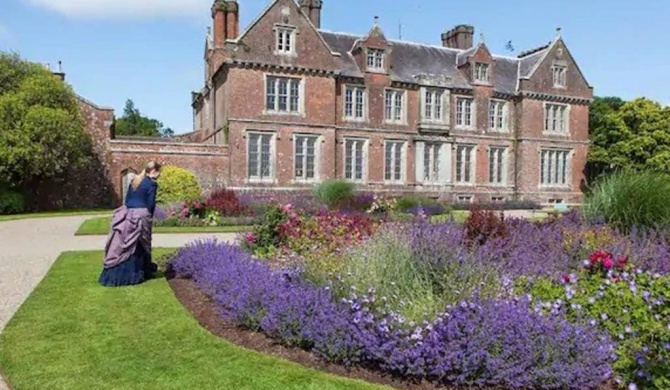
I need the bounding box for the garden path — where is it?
[0,215,238,334]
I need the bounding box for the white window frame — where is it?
[422,88,446,123]
[294,134,320,183]
[491,196,505,204]
[455,96,476,130]
[543,103,569,134]
[343,138,368,183]
[384,140,406,184]
[264,75,304,115]
[540,149,571,188]
[343,85,367,121]
[366,48,385,72]
[384,89,406,124]
[275,25,297,55]
[488,99,508,132]
[423,143,441,184]
[488,146,508,185]
[474,62,490,83]
[455,144,476,184]
[247,132,276,183]
[552,65,567,88]
[457,195,473,204]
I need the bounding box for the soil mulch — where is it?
[167,274,617,390]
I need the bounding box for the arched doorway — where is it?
[120,168,137,205]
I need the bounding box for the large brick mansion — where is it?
[62,0,592,209]
[189,0,593,204]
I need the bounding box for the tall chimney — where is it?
[225,0,239,40]
[441,24,474,50]
[211,0,227,47]
[299,0,322,29]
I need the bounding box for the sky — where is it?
[1,0,668,134]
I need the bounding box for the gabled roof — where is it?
[319,30,520,94]
[234,0,339,56]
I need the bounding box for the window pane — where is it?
[456,100,463,126]
[394,92,402,120]
[355,141,363,180]
[248,134,259,177]
[345,141,353,179]
[355,89,364,118]
[278,79,288,111]
[290,80,299,112]
[465,100,472,126]
[489,102,496,129]
[435,92,442,120]
[266,78,276,110]
[345,87,353,117]
[260,135,272,178]
[385,91,392,120]
[425,90,432,119]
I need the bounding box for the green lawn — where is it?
[0,250,388,390]
[76,216,252,235]
[0,209,111,222]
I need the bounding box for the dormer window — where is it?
[474,62,489,83]
[366,48,384,71]
[276,26,296,54]
[552,65,567,88]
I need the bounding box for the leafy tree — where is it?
[114,99,174,138]
[588,96,670,181]
[0,52,89,188]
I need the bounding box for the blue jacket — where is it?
[125,176,158,215]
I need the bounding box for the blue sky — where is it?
[1,0,668,133]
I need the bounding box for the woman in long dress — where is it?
[99,161,162,287]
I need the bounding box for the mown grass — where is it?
[0,209,110,222]
[0,250,388,390]
[75,216,252,235]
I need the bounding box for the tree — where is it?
[588,96,670,182]
[0,52,90,188]
[114,99,174,138]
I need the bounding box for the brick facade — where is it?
[73,0,594,208]
[190,0,593,205]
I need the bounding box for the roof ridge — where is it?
[518,42,551,58]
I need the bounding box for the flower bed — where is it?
[170,206,670,389]
[171,240,613,390]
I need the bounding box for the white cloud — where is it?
[23,0,211,19]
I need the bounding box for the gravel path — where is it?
[0,215,238,390]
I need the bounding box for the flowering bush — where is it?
[242,204,291,256]
[365,194,396,215]
[519,249,670,390]
[463,207,507,246]
[205,188,251,217]
[171,240,614,390]
[238,190,326,215]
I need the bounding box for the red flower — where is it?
[603,257,614,270]
[617,256,629,268]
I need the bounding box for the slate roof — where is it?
[319,30,548,95]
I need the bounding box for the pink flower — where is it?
[283,204,293,213]
[603,258,614,270]
[245,232,256,244]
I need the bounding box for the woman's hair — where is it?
[131,161,162,189]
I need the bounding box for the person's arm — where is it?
[146,179,158,216]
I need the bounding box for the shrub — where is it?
[156,165,201,204]
[519,253,670,390]
[242,204,291,256]
[205,188,250,217]
[0,190,25,214]
[463,207,507,246]
[583,170,670,232]
[172,241,614,390]
[452,199,541,211]
[313,180,354,209]
[395,196,448,215]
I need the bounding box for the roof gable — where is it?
[238,0,339,55]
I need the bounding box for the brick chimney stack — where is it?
[441,24,474,50]
[299,0,322,29]
[225,0,239,40]
[211,0,239,47]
